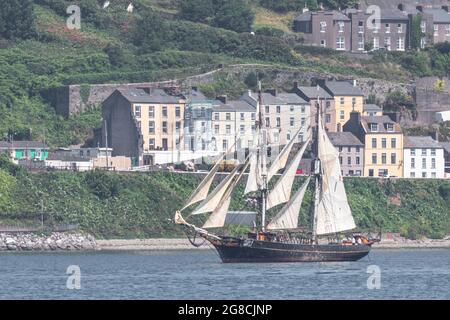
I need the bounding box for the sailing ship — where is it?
[174,84,380,263]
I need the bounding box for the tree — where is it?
[132,10,165,53]
[0,0,35,40]
[212,0,254,33]
[383,90,415,112]
[321,0,358,9]
[104,44,126,67]
[178,0,215,23]
[410,15,423,50]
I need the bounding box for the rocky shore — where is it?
[0,233,98,251]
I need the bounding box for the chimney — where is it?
[432,129,439,142]
[416,5,423,12]
[443,5,449,12]
[353,79,357,87]
[398,4,404,11]
[293,81,299,89]
[191,86,198,92]
[349,110,361,125]
[216,95,227,104]
[265,89,277,96]
[303,5,309,13]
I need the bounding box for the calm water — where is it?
[0,249,449,299]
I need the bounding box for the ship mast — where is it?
[312,97,321,243]
[257,81,268,232]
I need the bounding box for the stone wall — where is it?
[0,232,97,251]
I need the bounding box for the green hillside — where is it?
[0,156,449,239]
[3,0,450,147]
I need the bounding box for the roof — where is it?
[294,10,350,22]
[213,100,255,112]
[422,8,450,23]
[360,115,402,133]
[364,104,383,112]
[380,9,409,21]
[296,86,332,100]
[322,80,364,96]
[116,88,182,104]
[328,132,364,147]
[404,136,443,148]
[0,141,48,149]
[247,91,307,105]
[184,89,208,103]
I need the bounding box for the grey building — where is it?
[440,141,450,173]
[328,132,365,176]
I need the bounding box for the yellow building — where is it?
[320,80,364,132]
[343,112,404,178]
[102,88,185,166]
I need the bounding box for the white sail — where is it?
[267,177,310,230]
[190,164,240,215]
[267,126,305,183]
[244,151,262,194]
[314,111,356,236]
[266,137,310,210]
[203,160,250,228]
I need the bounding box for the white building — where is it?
[240,89,311,146]
[403,136,445,179]
[211,98,257,152]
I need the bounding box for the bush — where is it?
[84,170,120,200]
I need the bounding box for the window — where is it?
[396,37,405,51]
[370,123,378,132]
[422,172,427,178]
[434,25,439,36]
[226,113,231,121]
[386,123,394,132]
[340,97,345,105]
[149,138,155,150]
[298,133,303,142]
[446,25,450,36]
[384,37,391,50]
[149,106,155,118]
[372,153,377,164]
[214,125,219,134]
[301,106,305,113]
[356,170,362,176]
[347,146,351,152]
[421,21,426,33]
[136,121,141,129]
[431,172,436,178]
[175,121,181,133]
[411,148,416,156]
[301,117,306,127]
[276,106,281,114]
[320,21,327,32]
[226,125,231,134]
[265,118,270,127]
[290,105,295,113]
[162,106,168,117]
[422,158,426,169]
[358,21,364,33]
[320,39,327,47]
[214,113,219,121]
[149,121,155,134]
[356,147,360,153]
[431,158,436,169]
[240,113,245,121]
[379,169,388,177]
[338,21,345,32]
[411,158,415,169]
[265,106,270,113]
[162,121,168,134]
[373,37,380,50]
[251,113,256,121]
[251,125,256,133]
[382,138,387,148]
[290,117,295,127]
[287,132,291,141]
[240,125,245,134]
[356,156,360,165]
[382,153,387,164]
[358,35,364,50]
[201,122,206,133]
[339,156,343,164]
[410,172,415,178]
[325,114,331,123]
[340,110,345,120]
[372,138,377,148]
[348,157,351,165]
[274,132,279,143]
[420,37,426,49]
[385,23,390,33]
[339,147,343,152]
[421,149,427,156]
[369,169,374,177]
[175,106,181,118]
[134,105,141,117]
[276,117,281,127]
[223,139,228,151]
[391,153,396,164]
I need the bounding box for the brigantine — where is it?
[174,83,380,263]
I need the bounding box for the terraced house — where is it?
[344,112,404,177]
[102,88,185,166]
[403,136,445,178]
[0,141,49,162]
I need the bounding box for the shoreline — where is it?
[96,238,450,251]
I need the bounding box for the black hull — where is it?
[210,239,371,263]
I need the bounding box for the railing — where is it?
[0,224,78,233]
